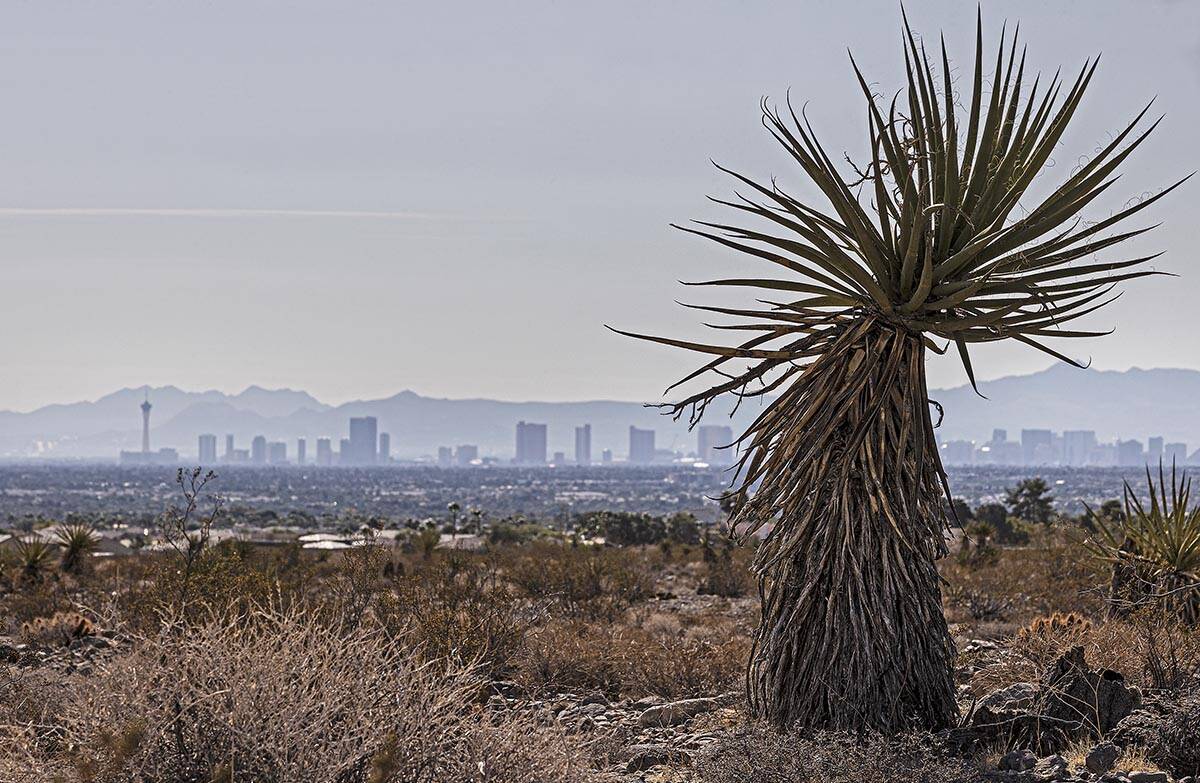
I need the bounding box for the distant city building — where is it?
[629,426,655,464]
[268,442,287,464]
[992,429,1007,444]
[456,444,478,466]
[697,425,733,464]
[940,440,975,466]
[339,438,352,464]
[574,424,592,466]
[251,436,267,464]
[198,434,217,465]
[552,451,566,464]
[1063,430,1097,467]
[316,438,333,466]
[296,438,307,466]
[378,432,390,463]
[225,434,235,460]
[120,447,179,465]
[230,448,249,462]
[437,446,454,468]
[1148,436,1164,463]
[1118,439,1144,467]
[346,417,378,465]
[1166,442,1188,465]
[601,448,613,464]
[515,421,547,464]
[1021,429,1054,465]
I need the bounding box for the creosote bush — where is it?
[694,726,986,783]
[23,604,588,783]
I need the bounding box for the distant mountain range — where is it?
[2,365,1198,460]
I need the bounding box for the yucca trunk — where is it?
[743,318,957,731]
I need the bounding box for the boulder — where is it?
[1086,742,1121,774]
[638,696,728,727]
[1127,773,1168,783]
[999,749,1037,772]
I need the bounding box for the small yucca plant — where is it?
[54,522,99,574]
[15,536,55,582]
[615,9,1180,731]
[1084,464,1200,623]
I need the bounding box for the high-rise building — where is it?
[456,444,478,466]
[198,434,217,464]
[1148,436,1164,463]
[251,436,267,464]
[346,417,378,465]
[225,434,235,460]
[629,426,656,464]
[1118,439,1144,467]
[552,451,566,464]
[378,432,390,463]
[992,429,1007,444]
[339,438,352,464]
[316,438,333,466]
[515,421,547,464]
[268,442,287,464]
[601,448,613,464]
[1165,442,1188,465]
[437,446,453,467]
[574,424,592,466]
[140,393,152,454]
[1063,430,1097,467]
[697,425,733,464]
[1021,429,1053,465]
[940,440,975,465]
[297,438,307,466]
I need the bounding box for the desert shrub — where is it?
[940,525,1107,626]
[1155,689,1200,778]
[516,612,748,699]
[37,604,587,783]
[120,541,285,630]
[970,611,1200,696]
[697,535,754,598]
[19,610,96,647]
[506,541,652,620]
[388,553,536,673]
[945,586,1013,623]
[694,727,984,783]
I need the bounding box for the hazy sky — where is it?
[1,1,1197,413]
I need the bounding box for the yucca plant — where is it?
[1084,464,1200,624]
[54,522,99,574]
[614,11,1181,731]
[15,536,56,582]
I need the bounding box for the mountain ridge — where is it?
[3,366,1198,459]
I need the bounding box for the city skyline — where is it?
[1,2,1197,414]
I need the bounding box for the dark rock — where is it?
[1033,754,1069,781]
[974,646,1142,754]
[1087,742,1121,774]
[999,749,1038,772]
[624,744,688,773]
[1127,773,1168,783]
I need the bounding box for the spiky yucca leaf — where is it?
[614,11,1180,732]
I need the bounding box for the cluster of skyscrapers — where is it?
[439,421,736,466]
[939,429,1191,467]
[200,416,391,467]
